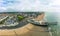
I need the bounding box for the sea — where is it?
[45,12,60,36]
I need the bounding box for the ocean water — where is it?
[45,12,60,36]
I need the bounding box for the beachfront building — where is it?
[26,12,48,26]
[0,14,9,24]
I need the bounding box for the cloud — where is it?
[0,0,60,12]
[8,0,50,12]
[0,7,7,12]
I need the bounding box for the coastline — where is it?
[0,12,50,36]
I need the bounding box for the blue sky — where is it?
[0,0,60,12]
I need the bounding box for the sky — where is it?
[0,0,60,12]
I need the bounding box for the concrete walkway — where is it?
[0,23,50,36]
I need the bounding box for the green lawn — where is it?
[17,15,25,21]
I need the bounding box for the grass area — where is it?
[17,15,25,21]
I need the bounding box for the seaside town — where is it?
[0,0,59,36]
[0,12,57,36]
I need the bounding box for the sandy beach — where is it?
[0,23,50,36]
[0,13,50,36]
